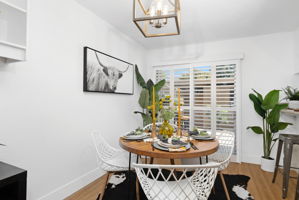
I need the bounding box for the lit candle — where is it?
[152,87,156,138]
[156,0,162,12]
[150,6,156,17]
[178,88,181,137]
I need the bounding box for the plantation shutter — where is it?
[155,62,238,139]
[215,64,236,133]
[174,68,190,131]
[156,69,170,106]
[193,66,212,131]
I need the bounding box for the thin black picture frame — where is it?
[83,46,134,95]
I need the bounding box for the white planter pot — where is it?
[261,157,275,172]
[289,100,299,110]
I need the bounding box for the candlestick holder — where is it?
[177,88,182,137]
[151,87,157,138]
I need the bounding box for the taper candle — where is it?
[152,87,156,138]
[178,88,181,137]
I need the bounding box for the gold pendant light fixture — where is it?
[133,0,181,38]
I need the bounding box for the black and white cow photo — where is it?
[83,47,134,94]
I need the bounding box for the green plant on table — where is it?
[134,65,166,126]
[247,89,292,159]
[283,86,299,101]
[159,96,175,121]
[159,96,175,137]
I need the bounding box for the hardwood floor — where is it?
[65,162,298,200]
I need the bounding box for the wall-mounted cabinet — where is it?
[0,0,27,62]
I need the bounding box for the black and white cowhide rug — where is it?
[102,171,254,200]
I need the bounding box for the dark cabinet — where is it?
[0,162,27,200]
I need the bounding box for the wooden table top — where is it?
[119,138,219,159]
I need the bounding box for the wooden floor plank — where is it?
[65,162,297,200]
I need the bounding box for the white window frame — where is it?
[153,59,242,163]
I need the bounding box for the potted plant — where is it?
[247,89,292,172]
[283,86,299,110]
[134,65,166,126]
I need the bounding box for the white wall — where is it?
[146,32,298,164]
[0,0,146,199]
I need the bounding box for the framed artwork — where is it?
[83,47,134,95]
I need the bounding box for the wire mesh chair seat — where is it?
[208,131,235,171]
[134,163,220,200]
[204,131,235,200]
[92,131,134,172]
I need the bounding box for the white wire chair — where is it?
[134,163,220,200]
[92,131,136,199]
[207,131,235,200]
[92,131,134,171]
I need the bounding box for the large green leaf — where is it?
[249,93,266,118]
[135,65,147,88]
[267,103,288,126]
[252,89,263,102]
[154,79,166,92]
[141,113,152,126]
[262,90,280,110]
[133,111,152,126]
[138,89,150,109]
[247,126,264,134]
[147,79,155,104]
[270,122,292,133]
[146,79,154,90]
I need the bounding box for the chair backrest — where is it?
[134,163,219,200]
[209,131,235,169]
[91,131,119,162]
[143,122,178,132]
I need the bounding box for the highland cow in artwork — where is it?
[84,47,134,94]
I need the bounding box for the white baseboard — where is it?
[37,167,104,200]
[241,155,261,165]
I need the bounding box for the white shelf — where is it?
[0,0,26,13]
[0,40,26,50]
[0,0,26,61]
[0,40,26,61]
[281,109,299,117]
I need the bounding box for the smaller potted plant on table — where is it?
[159,96,175,137]
[283,86,299,111]
[247,89,292,172]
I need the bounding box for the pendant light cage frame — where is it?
[133,0,181,38]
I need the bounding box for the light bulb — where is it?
[162,5,169,15]
[156,0,162,11]
[150,6,156,16]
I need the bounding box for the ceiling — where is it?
[75,0,299,49]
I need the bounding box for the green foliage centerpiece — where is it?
[283,86,299,110]
[159,96,175,137]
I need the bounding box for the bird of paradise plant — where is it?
[134,65,166,126]
[247,89,292,159]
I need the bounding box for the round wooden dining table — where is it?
[119,137,219,167]
[119,137,219,160]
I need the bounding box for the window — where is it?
[155,60,241,160]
